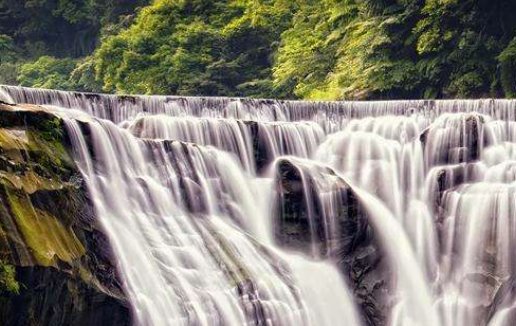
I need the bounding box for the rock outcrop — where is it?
[0,103,130,325]
[272,158,390,326]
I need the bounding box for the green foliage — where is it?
[2,0,516,99]
[499,38,516,98]
[0,34,21,85]
[0,34,17,63]
[274,0,422,99]
[413,0,516,98]
[0,62,19,85]
[94,0,294,97]
[70,56,103,92]
[273,0,345,99]
[38,117,64,143]
[0,0,149,58]
[275,0,516,99]
[0,260,19,295]
[18,56,78,90]
[16,55,103,92]
[0,0,148,92]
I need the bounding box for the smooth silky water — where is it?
[3,85,516,326]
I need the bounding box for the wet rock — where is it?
[272,158,390,325]
[426,162,482,210]
[245,121,272,172]
[0,266,129,326]
[487,277,516,325]
[0,104,130,325]
[420,113,486,166]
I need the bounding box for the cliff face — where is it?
[0,103,130,325]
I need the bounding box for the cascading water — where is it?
[43,105,361,325]
[4,84,516,326]
[0,87,14,104]
[125,115,324,173]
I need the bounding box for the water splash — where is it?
[0,87,14,104]
[51,107,360,326]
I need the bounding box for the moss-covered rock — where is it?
[0,103,130,325]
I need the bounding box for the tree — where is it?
[94,0,293,97]
[18,56,77,90]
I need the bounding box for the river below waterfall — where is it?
[2,85,516,326]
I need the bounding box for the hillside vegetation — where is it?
[2,0,516,100]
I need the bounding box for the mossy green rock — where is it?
[0,103,130,325]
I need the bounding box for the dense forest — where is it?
[1,0,516,100]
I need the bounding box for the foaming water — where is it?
[313,109,516,325]
[125,115,325,173]
[352,188,438,326]
[51,107,360,326]
[6,85,516,326]
[4,85,516,127]
[126,115,256,172]
[0,87,14,104]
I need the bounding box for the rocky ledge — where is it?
[0,102,130,325]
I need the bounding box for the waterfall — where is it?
[0,87,14,104]
[6,84,516,326]
[49,105,361,326]
[125,115,324,173]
